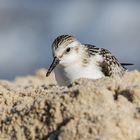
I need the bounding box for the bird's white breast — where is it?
[54,61,105,86]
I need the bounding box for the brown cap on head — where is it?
[52,35,76,49]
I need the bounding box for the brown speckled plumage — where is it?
[85,44,126,77]
[52,35,75,49]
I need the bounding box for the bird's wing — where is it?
[85,44,126,77]
[99,48,126,76]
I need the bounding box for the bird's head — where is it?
[46,35,83,76]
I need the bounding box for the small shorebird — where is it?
[46,35,132,86]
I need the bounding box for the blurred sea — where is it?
[0,0,139,79]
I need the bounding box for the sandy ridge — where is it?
[0,69,140,140]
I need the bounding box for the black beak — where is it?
[46,57,60,77]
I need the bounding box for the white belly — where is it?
[54,63,105,86]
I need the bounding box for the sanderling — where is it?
[46,35,132,86]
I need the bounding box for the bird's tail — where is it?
[121,63,134,66]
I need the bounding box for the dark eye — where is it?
[66,47,71,53]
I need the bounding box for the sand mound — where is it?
[0,69,140,140]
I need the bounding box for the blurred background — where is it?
[0,0,140,80]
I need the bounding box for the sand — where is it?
[0,69,140,140]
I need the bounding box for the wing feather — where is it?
[84,44,126,77]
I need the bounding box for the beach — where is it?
[0,69,140,140]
